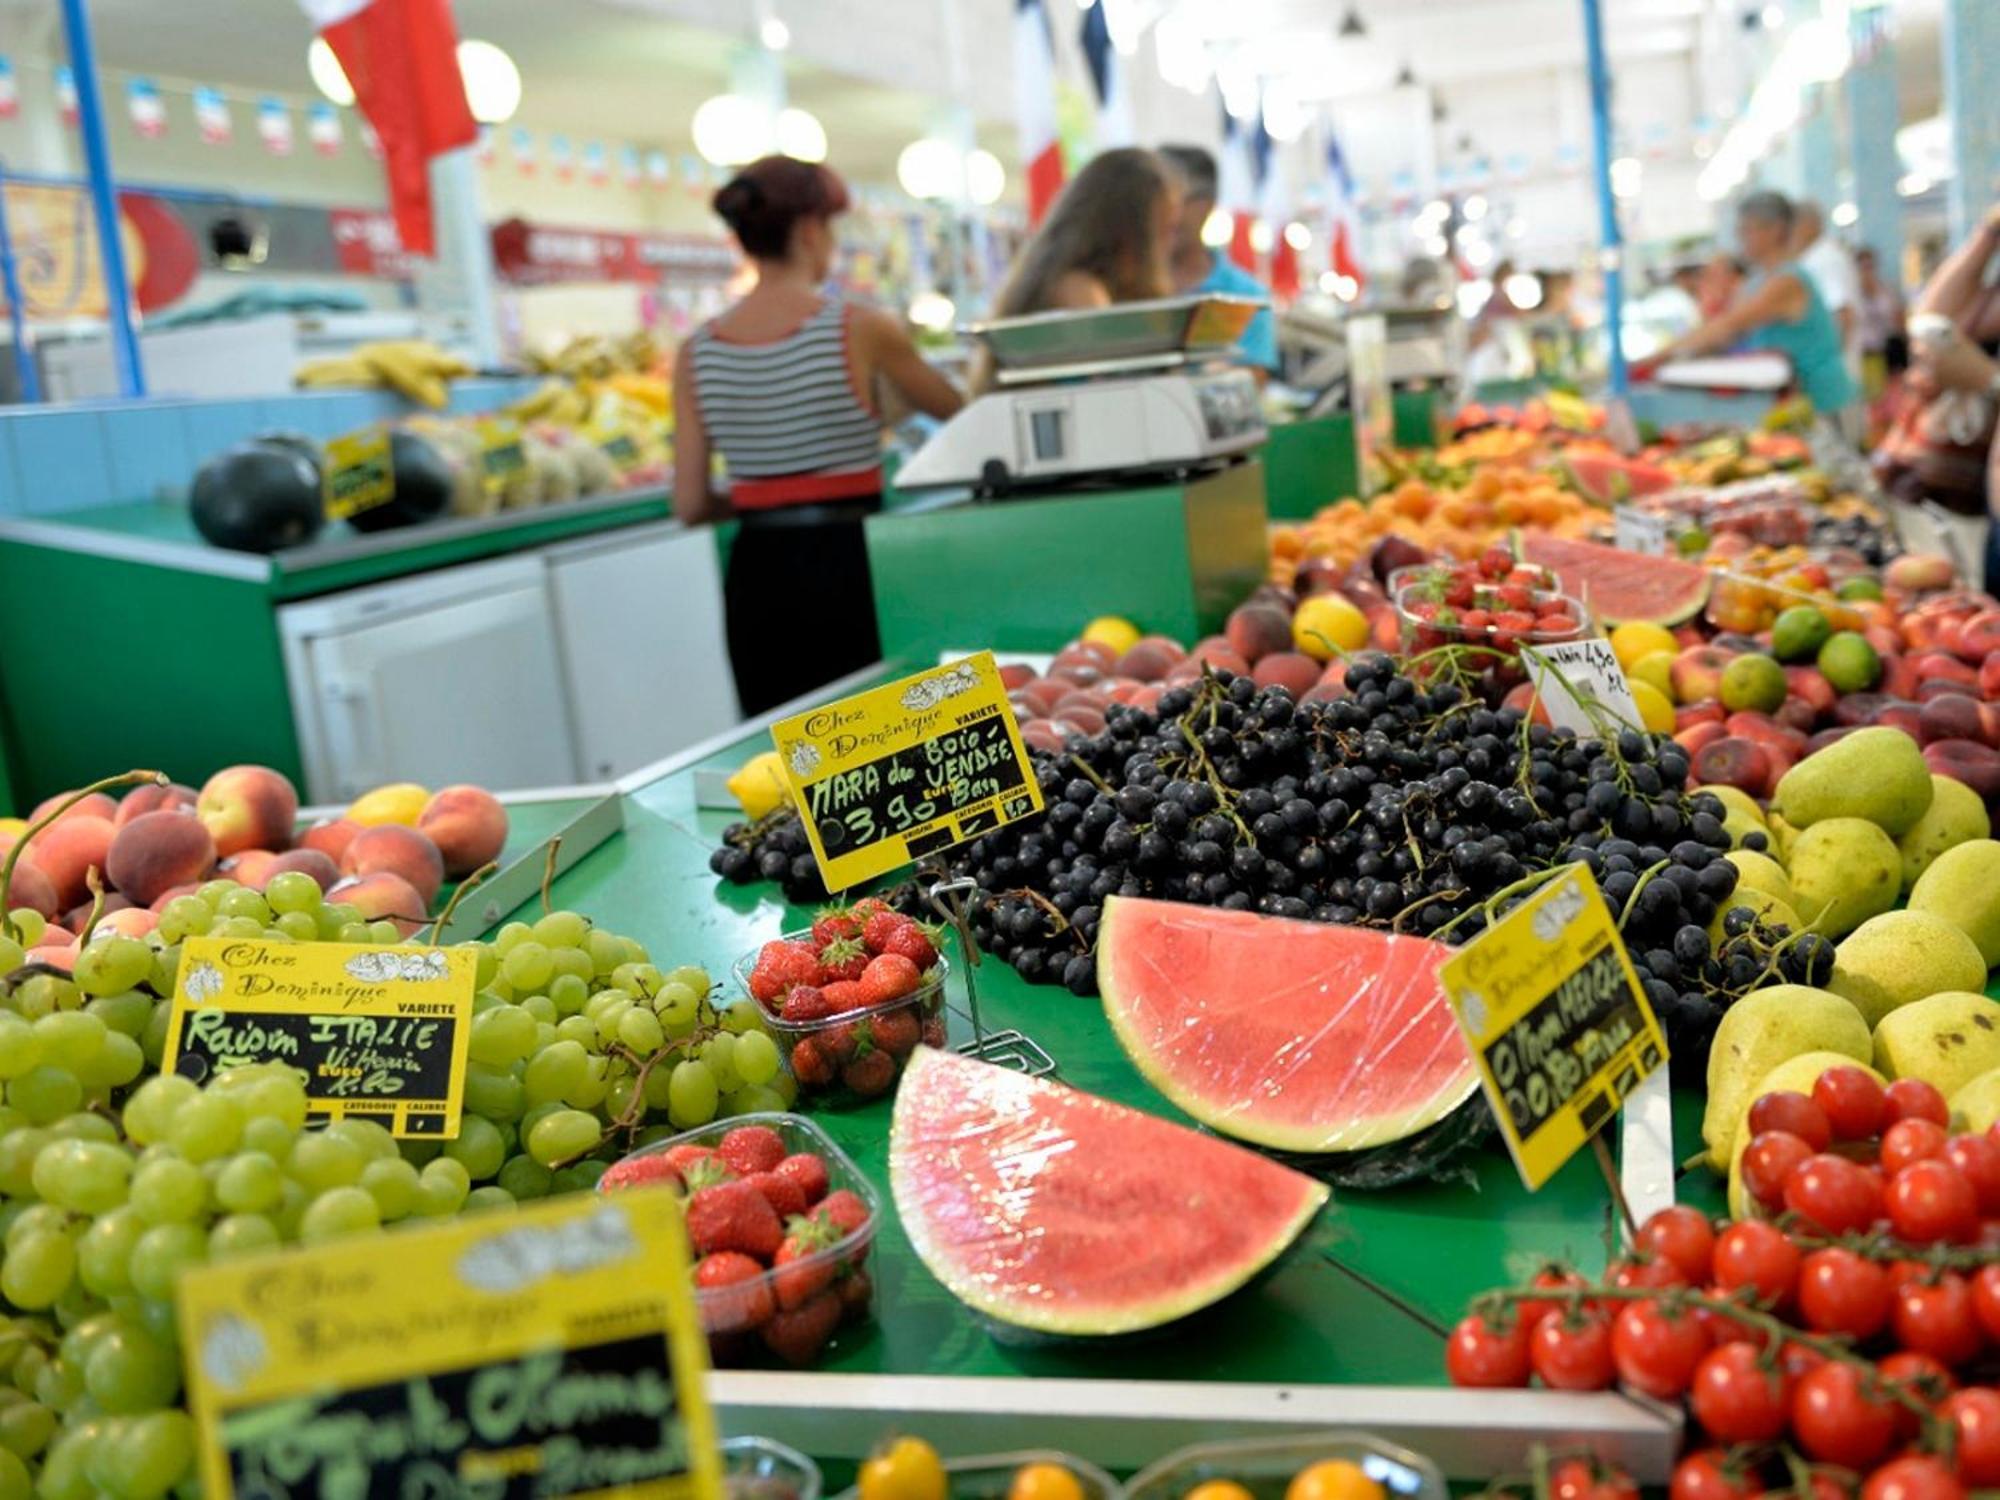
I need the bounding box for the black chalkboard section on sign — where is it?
[807,710,1027,854]
[1478,936,1654,1140]
[218,1334,690,1499]
[173,1007,457,1129]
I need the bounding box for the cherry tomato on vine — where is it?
[1892,1274,1983,1368]
[1877,1349,1957,1443]
[1797,1247,1891,1340]
[1785,1152,1884,1234]
[1689,1342,1790,1443]
[1882,1119,1949,1176]
[1668,1449,1765,1500]
[1748,1090,1832,1150]
[1789,1362,1898,1471]
[1885,1159,1980,1246]
[1550,1458,1595,1500]
[1798,1473,1851,1500]
[1942,1387,2000,1487]
[1610,1297,1712,1399]
[1860,1455,1964,1500]
[1530,1309,1615,1391]
[1517,1265,1589,1334]
[1973,1263,2000,1344]
[1942,1132,2000,1216]
[1587,1473,1639,1500]
[1883,1078,1950,1128]
[1743,1130,1815,1211]
[1444,1311,1531,1388]
[1634,1205,1716,1284]
[1710,1220,1801,1306]
[1814,1065,1888,1142]
[1609,1253,1687,1292]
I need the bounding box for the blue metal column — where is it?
[0,172,43,404]
[1580,0,1625,397]
[1843,2,1900,269]
[56,0,144,397]
[1941,0,2000,246]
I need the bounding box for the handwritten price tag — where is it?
[177,1187,723,1500]
[1613,505,1670,557]
[1437,863,1669,1190]
[1521,638,1644,742]
[163,937,475,1137]
[771,652,1045,891]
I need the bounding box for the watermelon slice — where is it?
[1098,897,1479,1153]
[890,1047,1328,1336]
[1562,451,1677,504]
[1521,532,1712,626]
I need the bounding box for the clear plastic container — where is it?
[733,930,951,1104]
[723,1437,824,1500]
[601,1112,878,1366]
[830,1452,1118,1500]
[1124,1432,1447,1500]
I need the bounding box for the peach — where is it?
[26,815,115,911]
[1775,696,1818,734]
[1126,685,1164,713]
[341,825,444,907]
[299,817,361,864]
[106,811,218,907]
[1225,604,1293,665]
[266,848,341,891]
[25,940,76,974]
[1017,718,1068,754]
[1912,651,1978,689]
[996,663,1037,691]
[1956,610,2000,661]
[29,791,116,826]
[1191,642,1252,676]
[96,907,158,939]
[1881,654,1921,700]
[147,883,202,914]
[1875,702,1924,742]
[1052,707,1106,737]
[325,872,428,937]
[1674,720,1728,756]
[1162,658,1207,686]
[196,764,299,858]
[1691,737,1773,797]
[414,792,504,888]
[1783,666,1836,715]
[1980,652,2000,701]
[1252,652,1322,699]
[1501,681,1553,727]
[1885,553,1955,593]
[62,895,130,932]
[1052,641,1116,672]
[1920,693,1987,746]
[1834,692,1894,727]
[1982,701,2000,748]
[114,783,197,828]
[1670,646,1735,705]
[1725,712,1806,756]
[1046,663,1106,689]
[2,858,59,920]
[1295,557,1348,597]
[1675,700,1726,730]
[1925,740,2000,800]
[225,850,281,891]
[1862,625,1902,659]
[1808,726,1859,752]
[1114,641,1181,682]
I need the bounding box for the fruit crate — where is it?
[829,1451,1118,1500]
[1125,1431,1448,1500]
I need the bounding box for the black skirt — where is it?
[724,499,884,717]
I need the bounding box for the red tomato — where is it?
[1860,1455,1964,1500]
[1881,1118,1949,1176]
[1749,1089,1833,1150]
[1611,1298,1713,1399]
[1635,1205,1717,1283]
[1885,1160,1981,1246]
[1517,1265,1589,1333]
[1884,1078,1950,1128]
[1444,1311,1531,1387]
[1789,1362,1898,1470]
[1785,1152,1885,1234]
[1587,1476,1640,1500]
[1973,1264,2000,1344]
[1711,1220,1802,1306]
[1530,1309,1616,1391]
[1942,1133,2000,1216]
[1943,1387,2000,1486]
[1892,1274,1984,1367]
[1797,1247,1891,1340]
[1609,1253,1688,1292]
[1690,1342,1791,1442]
[1878,1350,1957,1443]
[1550,1459,1595,1500]
[1814,1065,1889,1141]
[1669,1451,1765,1500]
[1800,1473,1853,1500]
[1744,1130,1817,1210]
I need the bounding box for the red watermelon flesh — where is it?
[1520,532,1712,626]
[890,1046,1328,1335]
[1099,897,1478,1153]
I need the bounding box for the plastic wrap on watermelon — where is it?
[1098,896,1483,1160]
[889,1047,1327,1340]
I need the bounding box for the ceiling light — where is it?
[1897,173,1932,197]
[1248,220,1275,254]
[1153,11,1212,94]
[776,107,826,162]
[1502,270,1543,309]
[307,38,354,107]
[1332,274,1359,301]
[1610,156,1642,199]
[760,15,791,50]
[693,94,771,166]
[1284,222,1311,250]
[897,137,960,200]
[1338,6,1367,38]
[966,149,1005,207]
[1202,208,1234,247]
[1830,200,1859,227]
[1462,193,1488,222]
[456,40,522,126]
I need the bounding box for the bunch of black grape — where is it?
[709,810,831,905]
[1809,507,1898,568]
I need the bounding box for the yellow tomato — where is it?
[1010,1464,1086,1500]
[1608,620,1678,673]
[1292,595,1369,661]
[1081,615,1142,655]
[1285,1461,1385,1500]
[1629,680,1676,734]
[859,1439,948,1500]
[345,781,429,827]
[1185,1484,1255,1500]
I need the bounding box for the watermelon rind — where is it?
[1521,532,1711,626]
[1098,897,1481,1154]
[890,1047,1328,1337]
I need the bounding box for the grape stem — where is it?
[539,836,564,917]
[424,862,499,945]
[0,770,166,942]
[73,869,107,949]
[551,1034,714,1170]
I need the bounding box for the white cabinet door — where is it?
[546,523,741,781]
[281,559,579,802]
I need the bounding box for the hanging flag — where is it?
[582,140,608,184]
[1014,0,1065,225]
[619,144,642,188]
[308,100,343,154]
[192,86,232,144]
[53,65,78,127]
[1078,1,1133,150]
[510,124,536,174]
[257,96,293,154]
[1323,132,1366,287]
[474,124,495,165]
[126,78,167,138]
[549,134,574,179]
[681,153,704,196]
[0,59,18,122]
[298,0,479,257]
[645,149,670,189]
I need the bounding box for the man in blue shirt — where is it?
[1160,144,1278,378]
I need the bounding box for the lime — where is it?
[1817,630,1882,693]
[1836,575,1884,602]
[1770,605,1833,662]
[1719,652,1787,713]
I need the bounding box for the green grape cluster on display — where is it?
[0,858,762,1497]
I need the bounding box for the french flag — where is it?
[1078,1,1133,149]
[1324,132,1366,286]
[1015,0,1065,225]
[298,0,477,256]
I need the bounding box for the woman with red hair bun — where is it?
[675,154,964,713]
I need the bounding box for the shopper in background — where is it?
[1645,190,1857,424]
[1793,200,1859,366]
[674,155,965,714]
[1158,143,1278,377]
[1855,247,1907,377]
[1696,252,1746,320]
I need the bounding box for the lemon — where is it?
[726,750,791,821]
[1081,615,1142,655]
[1629,649,1676,700]
[1609,620,1678,673]
[1629,680,1675,734]
[1292,595,1368,661]
[346,782,429,827]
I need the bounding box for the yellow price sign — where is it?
[322,428,395,521]
[772,652,1045,891]
[177,1186,723,1500]
[163,936,476,1138]
[478,415,529,495]
[1437,863,1668,1191]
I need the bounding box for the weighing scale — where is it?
[894,295,1267,495]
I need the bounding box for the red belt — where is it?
[732,467,884,510]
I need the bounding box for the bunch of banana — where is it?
[508,378,591,426]
[294,340,473,408]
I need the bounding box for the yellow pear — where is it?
[1827,911,1988,1028]
[1872,991,2000,1102]
[1896,774,1990,893]
[1702,985,1871,1170]
[1949,1067,2000,1134]
[1724,850,1794,911]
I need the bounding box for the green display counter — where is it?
[1262,391,1443,524]
[489,666,1680,1476]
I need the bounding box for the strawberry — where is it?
[866,1007,921,1058]
[779,985,833,1024]
[790,1037,834,1088]
[694,1251,775,1330]
[1443,575,1476,609]
[860,909,912,955]
[663,1144,722,1179]
[841,1050,896,1098]
[771,1216,839,1308]
[1492,610,1537,633]
[817,936,868,983]
[809,905,861,948]
[748,939,822,1004]
[921,1016,948,1048]
[819,1020,860,1061]
[718,1125,787,1177]
[759,1290,841,1367]
[836,1268,874,1321]
[1495,583,1535,612]
[685,1180,783,1259]
[821,981,869,1014]
[816,1188,871,1239]
[598,1152,681,1193]
[1479,545,1514,579]
[857,954,921,1007]
[773,1152,829,1206]
[847,896,892,927]
[680,1155,733,1193]
[878,921,940,969]
[747,1169,809,1220]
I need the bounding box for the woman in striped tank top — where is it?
[674,156,963,714]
